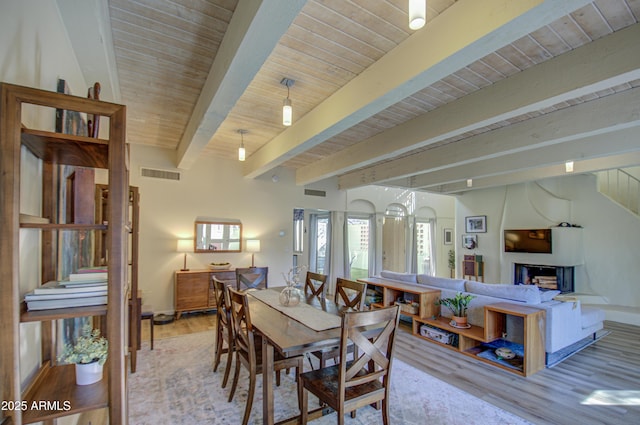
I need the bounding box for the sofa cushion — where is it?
[379,270,417,283]
[417,275,466,292]
[465,281,541,304]
[540,290,561,302]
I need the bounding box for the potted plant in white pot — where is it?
[436,292,475,328]
[59,323,108,385]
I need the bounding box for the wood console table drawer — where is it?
[175,269,236,319]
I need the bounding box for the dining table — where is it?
[247,288,346,425]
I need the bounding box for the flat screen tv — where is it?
[504,229,552,253]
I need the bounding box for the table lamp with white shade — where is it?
[177,239,193,271]
[246,239,261,267]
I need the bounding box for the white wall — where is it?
[1,1,89,423]
[129,145,349,313]
[456,175,640,311]
[130,145,457,313]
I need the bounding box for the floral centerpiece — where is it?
[59,324,108,385]
[279,265,307,306]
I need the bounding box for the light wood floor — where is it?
[141,314,640,425]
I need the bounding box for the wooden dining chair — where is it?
[304,271,328,297]
[235,266,268,291]
[227,287,304,425]
[310,278,367,370]
[299,305,400,425]
[212,277,234,388]
[334,278,366,310]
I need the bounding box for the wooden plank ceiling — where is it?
[104,0,640,193]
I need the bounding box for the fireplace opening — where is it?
[514,263,574,293]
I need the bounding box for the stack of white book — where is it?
[25,267,108,311]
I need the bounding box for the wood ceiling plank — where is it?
[572,3,616,39]
[246,0,598,178]
[312,0,410,45]
[298,24,640,186]
[549,14,592,48]
[594,0,637,30]
[400,127,640,190]
[337,86,640,189]
[176,0,307,169]
[112,32,217,70]
[438,151,640,194]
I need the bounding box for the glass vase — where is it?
[279,282,301,307]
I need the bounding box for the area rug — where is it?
[129,332,532,425]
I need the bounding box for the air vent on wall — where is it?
[140,167,181,181]
[304,189,326,197]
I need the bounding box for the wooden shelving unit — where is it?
[358,277,441,320]
[0,83,128,424]
[413,302,545,376]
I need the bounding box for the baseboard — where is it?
[546,329,610,368]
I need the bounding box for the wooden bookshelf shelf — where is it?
[19,223,108,230]
[20,302,107,323]
[21,128,109,169]
[21,364,108,424]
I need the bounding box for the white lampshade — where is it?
[565,160,574,173]
[177,239,193,253]
[238,145,246,161]
[283,98,292,126]
[246,239,261,253]
[408,0,426,30]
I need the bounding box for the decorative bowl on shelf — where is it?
[495,347,516,359]
[209,262,231,270]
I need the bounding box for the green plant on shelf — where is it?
[436,292,475,317]
[59,324,108,365]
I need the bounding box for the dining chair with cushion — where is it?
[310,278,367,370]
[299,305,401,425]
[304,271,328,297]
[212,277,234,388]
[235,266,268,291]
[227,287,304,425]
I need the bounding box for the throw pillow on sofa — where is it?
[380,271,418,283]
[540,289,561,302]
[465,280,541,304]
[416,275,466,291]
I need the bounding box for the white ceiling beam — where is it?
[387,126,640,189]
[244,0,594,179]
[175,0,307,169]
[297,23,640,186]
[338,86,640,190]
[436,150,640,194]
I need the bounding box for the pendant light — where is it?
[408,0,426,30]
[237,129,247,161]
[281,78,295,126]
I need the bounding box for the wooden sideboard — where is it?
[174,269,235,319]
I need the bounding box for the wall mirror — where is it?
[194,219,242,253]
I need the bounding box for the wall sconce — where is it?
[408,0,426,30]
[565,160,574,173]
[237,129,247,161]
[466,178,473,188]
[177,239,193,271]
[281,78,295,126]
[245,239,261,267]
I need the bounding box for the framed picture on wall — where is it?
[462,234,477,249]
[465,215,487,233]
[443,228,453,245]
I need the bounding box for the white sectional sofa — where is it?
[377,270,606,366]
